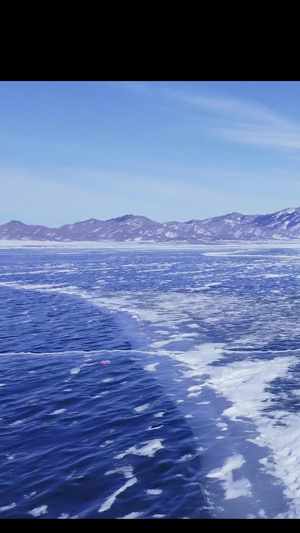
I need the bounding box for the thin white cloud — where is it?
[216,126,300,149]
[166,88,300,150]
[121,82,300,149]
[167,90,279,122]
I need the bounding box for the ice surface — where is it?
[4,244,300,517]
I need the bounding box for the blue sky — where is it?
[1,80,300,226]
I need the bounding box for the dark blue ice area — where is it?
[0,350,210,519]
[0,253,211,519]
[0,286,131,354]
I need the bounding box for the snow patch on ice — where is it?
[0,503,16,511]
[118,511,143,519]
[98,477,137,513]
[28,505,48,517]
[206,455,252,500]
[9,419,26,426]
[58,513,70,519]
[144,363,159,372]
[134,403,150,413]
[115,439,164,459]
[104,466,134,479]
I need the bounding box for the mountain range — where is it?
[2,208,300,243]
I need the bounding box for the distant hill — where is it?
[2,208,300,242]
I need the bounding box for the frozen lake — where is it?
[1,243,300,518]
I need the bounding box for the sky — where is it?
[1,80,300,226]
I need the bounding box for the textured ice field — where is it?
[2,244,300,518]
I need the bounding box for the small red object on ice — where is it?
[100,360,111,365]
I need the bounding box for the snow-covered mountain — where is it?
[2,208,300,243]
